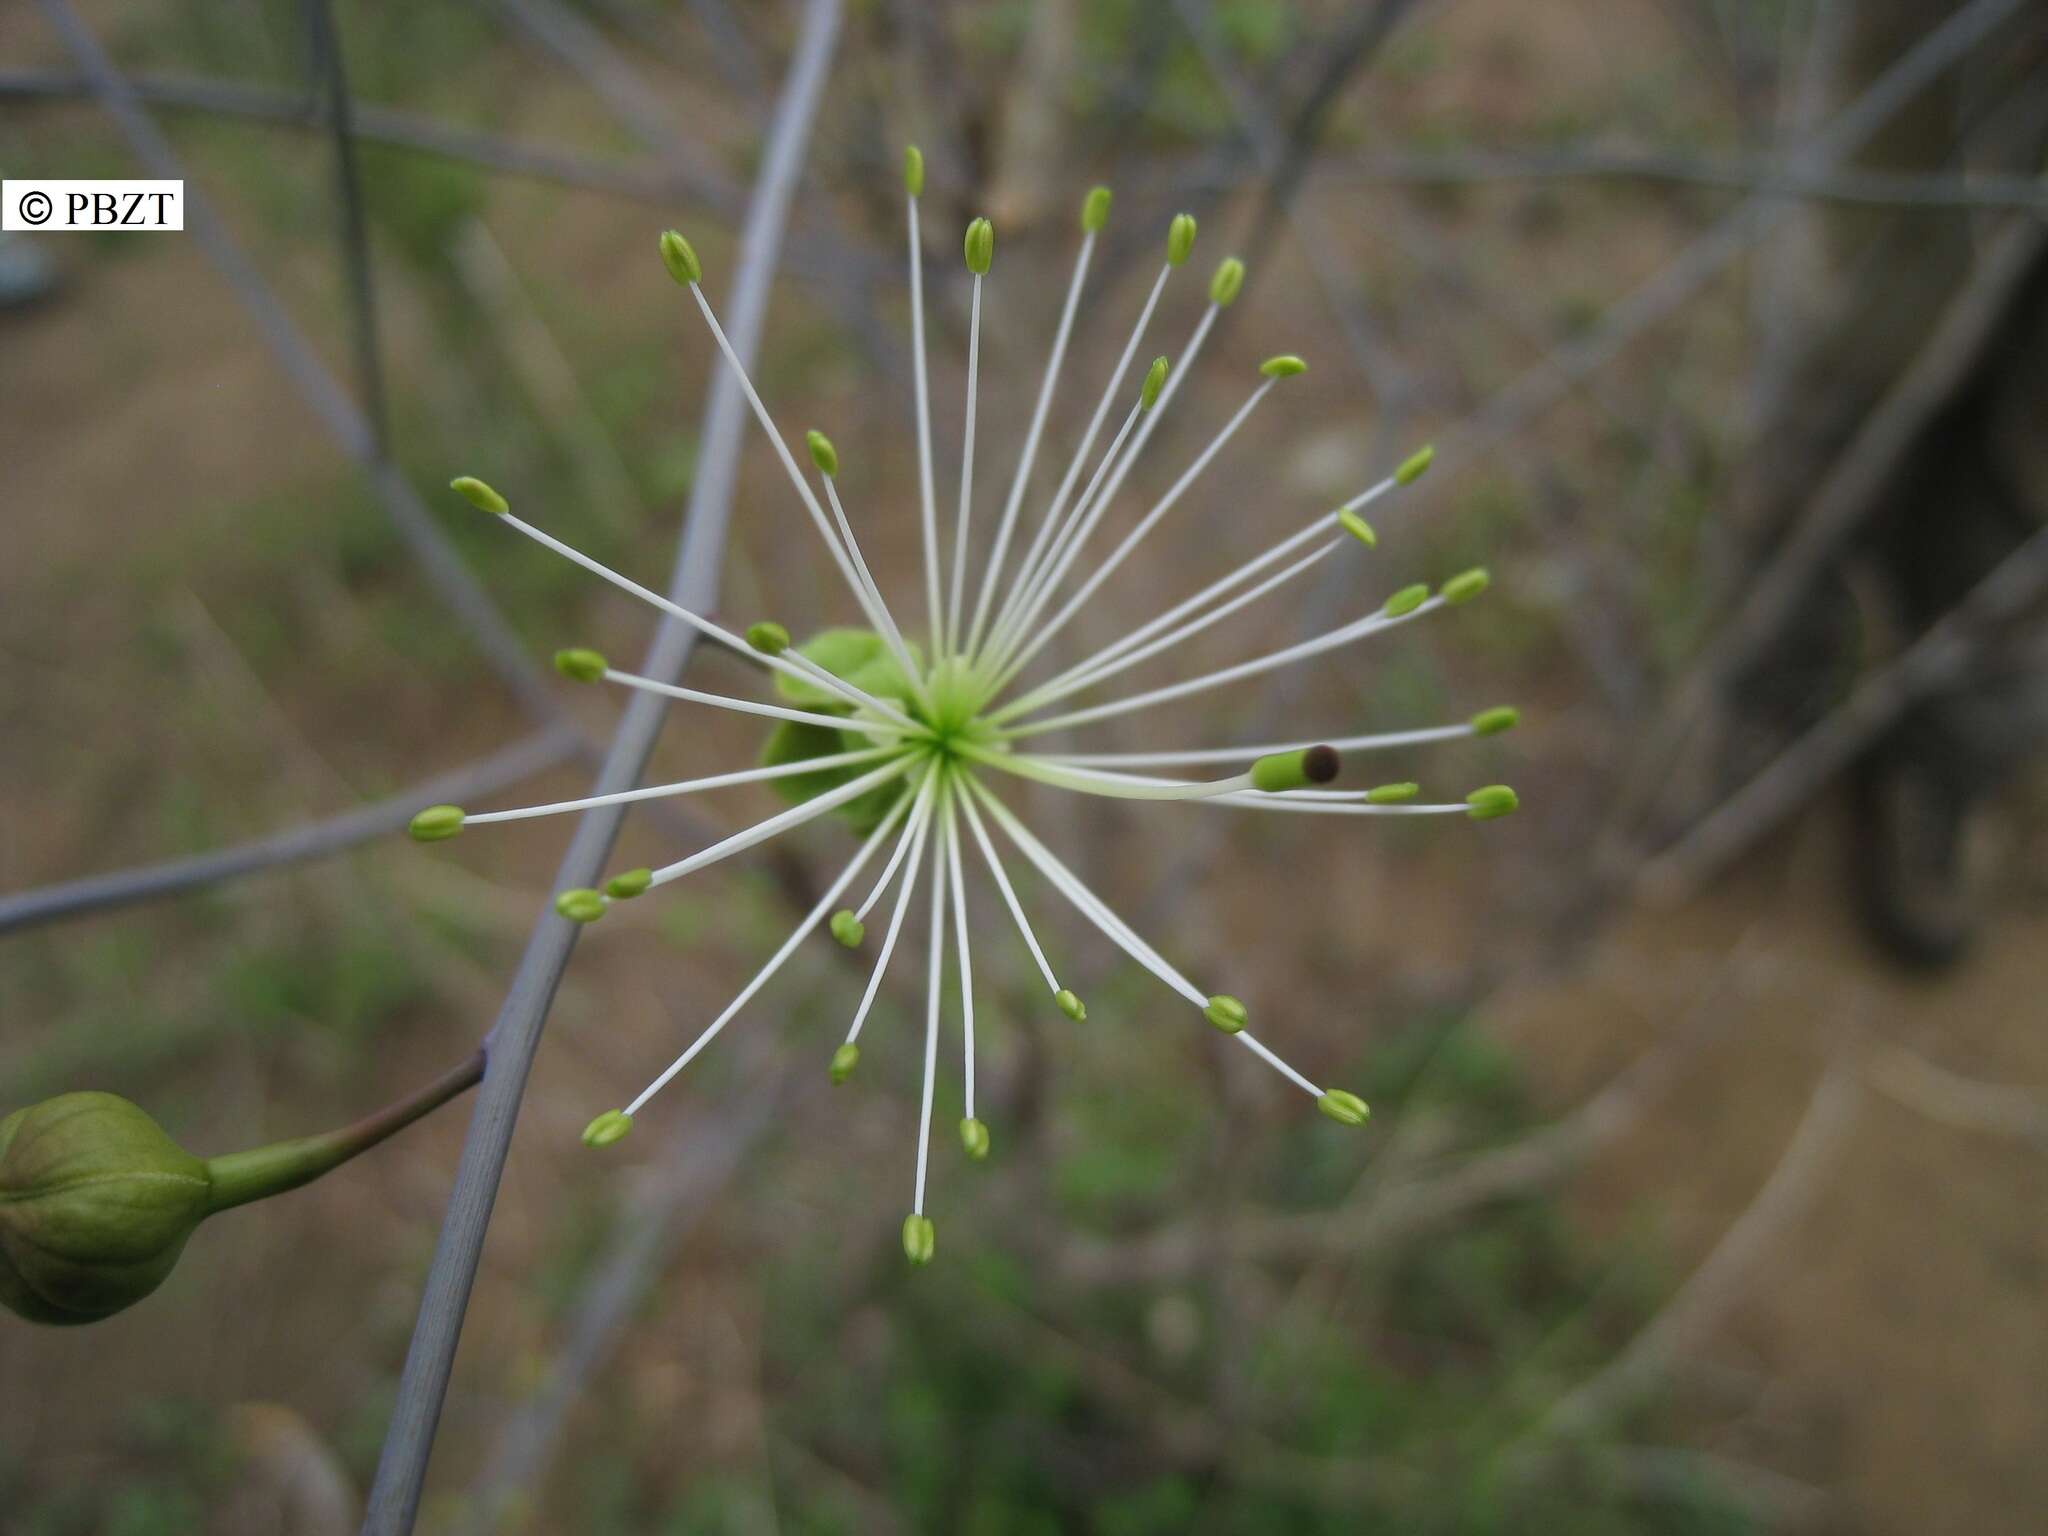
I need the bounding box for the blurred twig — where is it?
[362,4,842,1527]
[1865,1046,2048,1148]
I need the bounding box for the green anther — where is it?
[1167,212,1197,266]
[1260,354,1307,379]
[902,1212,935,1266]
[581,1110,633,1148]
[902,144,924,197]
[408,804,464,842]
[830,1042,860,1084]
[1470,706,1520,737]
[1337,509,1377,548]
[658,229,701,286]
[959,1118,990,1161]
[1204,994,1248,1034]
[807,429,838,477]
[1250,745,1340,793]
[1140,355,1170,410]
[449,475,507,515]
[605,868,652,900]
[964,216,994,275]
[1366,781,1420,804]
[1384,583,1431,617]
[1209,256,1245,308]
[1441,568,1489,605]
[1395,444,1435,485]
[554,647,607,683]
[554,888,607,924]
[1056,989,1086,1022]
[829,909,865,948]
[746,621,791,656]
[1082,185,1112,233]
[1317,1090,1371,1126]
[1466,784,1520,821]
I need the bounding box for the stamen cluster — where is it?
[416,150,1519,1264]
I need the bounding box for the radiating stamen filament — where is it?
[600,667,917,740]
[912,797,948,1216]
[946,271,985,656]
[1045,722,1481,769]
[622,788,915,1117]
[954,775,1065,999]
[907,185,943,656]
[846,770,941,1045]
[644,757,915,890]
[854,761,940,921]
[942,776,977,1120]
[462,745,901,825]
[957,743,1270,802]
[821,472,932,712]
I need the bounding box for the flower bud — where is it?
[1465,784,1519,821]
[1337,510,1377,548]
[1081,185,1112,233]
[449,476,508,515]
[901,1212,936,1266]
[1208,257,1245,308]
[1203,995,1248,1034]
[581,1110,633,1148]
[746,621,791,656]
[806,429,838,477]
[1259,354,1307,379]
[964,217,994,276]
[829,910,865,948]
[1395,444,1435,485]
[553,647,607,683]
[554,888,607,923]
[1366,781,1419,804]
[1383,582,1431,617]
[658,229,701,286]
[830,1042,861,1084]
[1140,356,1170,411]
[1470,706,1519,737]
[1167,212,1197,266]
[605,868,652,900]
[0,1093,211,1325]
[1441,567,1490,605]
[408,804,464,842]
[902,144,924,198]
[1317,1090,1370,1126]
[1055,989,1086,1022]
[959,1117,990,1161]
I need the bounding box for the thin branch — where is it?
[0,728,577,937]
[361,3,843,1528]
[1865,1046,2048,1149]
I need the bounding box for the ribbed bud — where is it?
[1081,185,1112,233]
[958,1117,990,1161]
[1470,706,1519,737]
[554,888,607,923]
[902,145,924,197]
[829,1042,860,1084]
[1337,510,1377,548]
[1440,568,1490,605]
[1209,256,1245,308]
[553,647,607,683]
[1317,1090,1371,1126]
[1167,213,1197,266]
[963,217,994,275]
[1365,782,1419,804]
[1395,444,1435,485]
[1259,354,1307,379]
[1203,995,1248,1034]
[449,476,508,515]
[581,1110,633,1148]
[1465,784,1519,821]
[1140,356,1170,411]
[1055,989,1086,1022]
[829,910,865,948]
[658,229,701,286]
[1383,583,1430,617]
[746,621,791,656]
[408,804,464,842]
[901,1212,935,1266]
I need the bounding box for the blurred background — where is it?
[4,1,2047,1532]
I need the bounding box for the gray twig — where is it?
[360,2,843,1527]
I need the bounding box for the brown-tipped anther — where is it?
[1302,745,1340,784]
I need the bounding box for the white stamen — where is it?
[1044,722,1479,769]
[855,763,940,921]
[645,757,915,889]
[622,789,914,1116]
[913,802,947,1216]
[846,776,940,1045]
[821,473,932,711]
[946,272,985,656]
[954,776,1063,997]
[965,229,1096,658]
[599,668,915,740]
[1006,597,1448,739]
[462,745,900,824]
[958,743,1259,802]
[908,193,943,656]
[942,778,976,1120]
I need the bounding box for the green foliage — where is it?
[759,629,921,833]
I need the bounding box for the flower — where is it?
[418,154,1519,1265]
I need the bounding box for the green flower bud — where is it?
[829,1042,861,1084]
[658,229,701,286]
[581,1110,633,1148]
[902,144,924,198]
[449,476,508,515]
[1259,354,1307,379]
[1055,989,1086,1022]
[1466,784,1520,821]
[1167,212,1197,266]
[1317,1090,1371,1126]
[408,804,464,842]
[1470,706,1520,737]
[0,1093,211,1325]
[1365,781,1419,804]
[1082,185,1112,233]
[1209,256,1245,308]
[1250,746,1339,793]
[1395,444,1435,485]
[829,909,865,948]
[1140,355,1170,411]
[959,1117,990,1161]
[807,429,838,477]
[1441,567,1490,605]
[554,888,607,923]
[902,1212,935,1266]
[1383,582,1431,617]
[746,621,791,656]
[964,216,994,275]
[605,868,652,900]
[1204,995,1248,1034]
[1337,510,1377,548]
[553,647,608,683]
